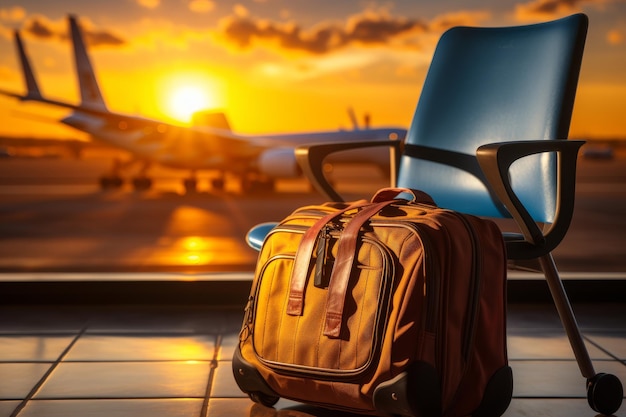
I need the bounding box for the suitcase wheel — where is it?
[372,361,441,417]
[472,366,513,417]
[232,348,281,406]
[249,392,280,407]
[587,373,623,416]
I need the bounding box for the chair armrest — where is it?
[295,139,403,202]
[476,139,585,259]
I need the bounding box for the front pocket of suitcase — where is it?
[251,236,395,380]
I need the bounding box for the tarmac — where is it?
[0,153,625,416]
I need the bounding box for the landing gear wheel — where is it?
[587,373,623,416]
[241,178,275,194]
[211,177,225,191]
[183,178,198,194]
[99,176,123,190]
[249,392,279,407]
[132,177,152,191]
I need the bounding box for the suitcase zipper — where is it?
[440,212,485,415]
[450,212,482,364]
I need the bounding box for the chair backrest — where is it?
[396,14,588,223]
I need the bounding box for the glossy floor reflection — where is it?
[0,303,624,417]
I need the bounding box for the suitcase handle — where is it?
[323,188,435,337]
[287,188,435,322]
[286,200,368,316]
[322,198,404,337]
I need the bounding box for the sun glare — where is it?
[169,86,209,122]
[161,73,223,124]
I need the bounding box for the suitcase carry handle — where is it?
[324,188,436,338]
[287,199,368,316]
[287,188,435,323]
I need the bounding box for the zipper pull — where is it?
[314,226,331,288]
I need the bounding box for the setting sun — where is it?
[160,73,223,124]
[169,86,210,122]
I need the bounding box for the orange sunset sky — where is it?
[0,0,625,141]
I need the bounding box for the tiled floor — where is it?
[0,302,624,417]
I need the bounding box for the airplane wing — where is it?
[0,31,261,161]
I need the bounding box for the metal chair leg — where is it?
[538,253,596,379]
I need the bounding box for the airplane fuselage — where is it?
[62,108,405,175]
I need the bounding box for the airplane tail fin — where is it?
[347,107,371,130]
[347,107,360,130]
[191,111,232,131]
[68,15,108,112]
[14,30,43,101]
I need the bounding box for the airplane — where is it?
[0,14,407,193]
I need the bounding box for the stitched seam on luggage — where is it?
[291,304,300,365]
[264,259,277,359]
[392,231,418,363]
[278,258,291,362]
[315,302,323,368]
[257,238,390,378]
[354,267,369,370]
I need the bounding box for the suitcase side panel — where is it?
[443,216,510,417]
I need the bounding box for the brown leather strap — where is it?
[286,200,367,316]
[323,188,436,337]
[323,199,403,337]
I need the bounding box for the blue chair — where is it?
[248,13,623,415]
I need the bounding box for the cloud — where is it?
[23,16,59,40]
[216,8,489,55]
[515,0,615,20]
[189,0,215,13]
[20,16,126,48]
[0,6,26,22]
[137,0,160,9]
[607,29,624,45]
[85,27,126,47]
[428,10,492,32]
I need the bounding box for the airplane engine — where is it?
[257,148,302,178]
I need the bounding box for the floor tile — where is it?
[211,397,626,417]
[0,335,75,361]
[0,303,623,416]
[219,333,239,361]
[507,331,611,360]
[211,361,248,398]
[35,362,211,399]
[570,304,626,331]
[207,398,255,417]
[586,332,626,360]
[272,400,373,416]
[507,304,564,330]
[510,360,626,398]
[505,398,624,417]
[0,401,20,417]
[18,398,203,417]
[0,363,51,399]
[64,335,216,361]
